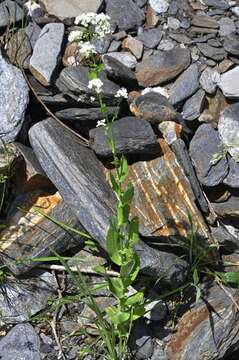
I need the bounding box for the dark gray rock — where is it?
[223,34,239,56]
[166,284,239,360]
[103,55,138,87]
[0,51,29,143]
[0,272,56,323]
[105,51,137,69]
[29,118,188,286]
[89,117,159,159]
[169,64,199,106]
[202,0,230,9]
[25,22,41,49]
[56,106,117,124]
[29,23,65,86]
[189,124,228,187]
[182,89,206,121]
[223,157,239,188]
[197,43,226,61]
[137,28,162,49]
[136,48,191,87]
[56,66,120,106]
[129,319,154,360]
[218,103,239,159]
[0,324,40,360]
[0,0,24,28]
[105,0,145,31]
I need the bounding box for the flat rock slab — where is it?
[105,0,145,31]
[189,124,228,187]
[89,116,159,159]
[211,195,239,217]
[136,48,191,87]
[218,67,239,98]
[29,118,188,286]
[197,43,226,61]
[169,63,199,106]
[102,55,138,87]
[182,89,205,121]
[40,0,103,20]
[126,139,209,242]
[0,324,40,360]
[105,51,137,69]
[0,191,83,275]
[218,103,239,160]
[30,23,64,86]
[223,34,239,55]
[166,285,239,360]
[0,51,29,143]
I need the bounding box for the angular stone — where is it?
[0,324,40,360]
[191,26,218,34]
[167,17,180,30]
[158,121,182,145]
[29,23,64,86]
[211,196,239,217]
[0,272,56,323]
[137,28,162,49]
[136,48,191,87]
[105,51,137,69]
[165,285,239,360]
[105,0,145,31]
[6,29,32,69]
[89,117,160,159]
[40,0,103,20]
[219,17,236,37]
[130,92,182,125]
[202,0,230,9]
[56,66,120,106]
[223,34,239,56]
[218,67,239,98]
[127,139,210,242]
[182,89,206,121]
[218,103,239,159]
[103,55,138,87]
[25,22,41,49]
[157,39,175,51]
[149,0,169,13]
[129,319,154,360]
[169,64,199,106]
[146,5,159,28]
[0,191,83,275]
[56,106,117,124]
[0,0,23,28]
[0,51,29,144]
[122,36,143,60]
[223,157,239,188]
[191,15,219,29]
[169,33,191,45]
[189,124,228,187]
[197,43,226,61]
[199,66,221,94]
[29,118,188,286]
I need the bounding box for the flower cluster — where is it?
[115,88,128,99]
[88,78,104,94]
[96,119,106,127]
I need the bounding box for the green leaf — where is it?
[106,225,122,265]
[93,265,106,274]
[128,217,139,246]
[217,271,239,286]
[110,173,120,195]
[118,156,128,183]
[105,306,130,325]
[120,254,140,285]
[117,203,130,226]
[108,278,125,298]
[122,183,134,205]
[124,291,144,306]
[132,303,145,320]
[88,71,98,80]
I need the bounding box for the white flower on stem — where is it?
[79,41,97,58]
[96,119,106,127]
[88,78,104,94]
[68,30,84,43]
[75,12,96,27]
[75,12,112,39]
[25,0,41,16]
[90,96,96,102]
[115,87,128,99]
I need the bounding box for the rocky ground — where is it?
[1,0,239,359]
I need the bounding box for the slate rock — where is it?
[6,29,32,69]
[211,196,239,217]
[122,35,144,60]
[223,157,239,188]
[219,17,236,37]
[202,0,230,9]
[0,324,40,360]
[0,0,24,28]
[182,89,206,121]
[129,319,154,360]
[197,43,226,61]
[199,66,220,94]
[130,92,182,125]
[29,23,64,86]
[40,0,103,20]
[105,0,145,31]
[149,0,169,13]
[56,106,117,124]
[25,22,41,49]
[105,51,137,69]
[137,28,162,49]
[218,66,239,97]
[103,55,138,87]
[29,118,188,286]
[191,15,219,29]
[169,63,199,106]
[218,103,239,159]
[136,48,191,87]
[89,117,159,159]
[0,51,29,143]
[189,124,228,187]
[0,272,56,323]
[223,34,239,56]
[166,284,239,360]
[56,66,120,106]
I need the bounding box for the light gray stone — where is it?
[105,51,137,69]
[219,17,236,37]
[200,67,220,94]
[218,66,239,98]
[149,0,169,13]
[0,51,29,143]
[0,0,23,28]
[29,23,64,86]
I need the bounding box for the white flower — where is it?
[88,78,104,94]
[25,0,41,16]
[68,30,84,43]
[96,119,106,127]
[90,96,96,102]
[79,41,96,58]
[75,12,112,39]
[75,12,96,26]
[115,87,128,99]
